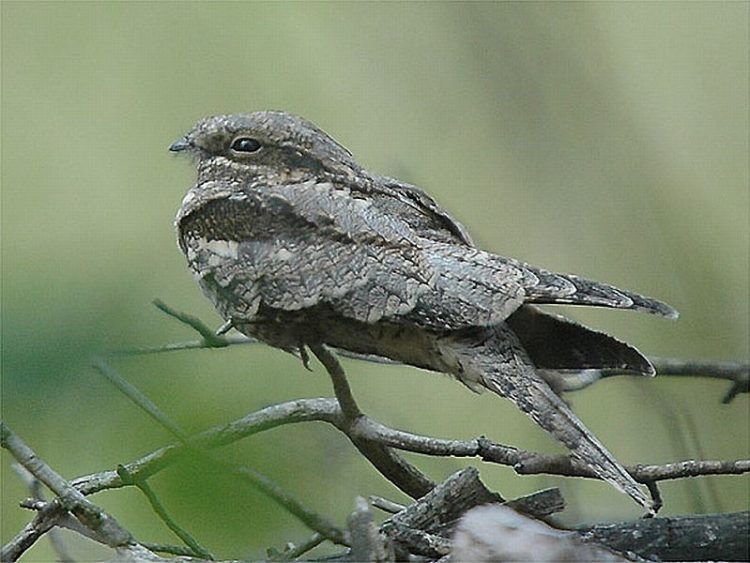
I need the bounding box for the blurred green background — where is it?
[2,2,748,560]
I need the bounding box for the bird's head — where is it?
[170,111,359,185]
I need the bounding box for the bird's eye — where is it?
[230,137,262,153]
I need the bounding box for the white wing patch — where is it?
[187,237,241,273]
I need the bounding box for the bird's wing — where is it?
[404,241,677,331]
[178,181,439,324]
[498,255,679,318]
[378,177,476,246]
[372,179,677,324]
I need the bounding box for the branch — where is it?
[1,499,69,562]
[71,398,344,496]
[7,301,746,561]
[347,415,750,484]
[560,357,749,402]
[578,510,750,561]
[116,465,214,559]
[67,396,748,506]
[10,464,74,562]
[1,422,134,561]
[650,357,749,403]
[152,299,228,347]
[343,470,749,562]
[309,343,362,420]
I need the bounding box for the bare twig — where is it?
[5,399,748,562]
[370,496,407,515]
[152,298,229,347]
[270,533,325,561]
[1,422,133,561]
[560,357,749,402]
[117,465,214,559]
[71,398,343,496]
[11,464,74,562]
[113,334,253,357]
[6,302,747,561]
[1,499,69,562]
[229,466,349,546]
[141,542,201,557]
[94,357,189,441]
[650,356,749,398]
[645,481,663,514]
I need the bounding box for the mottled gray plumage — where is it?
[171,111,678,512]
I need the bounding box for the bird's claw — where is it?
[299,344,313,372]
[216,319,235,336]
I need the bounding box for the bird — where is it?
[170,111,677,513]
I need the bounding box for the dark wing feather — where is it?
[507,306,655,374]
[490,255,678,319]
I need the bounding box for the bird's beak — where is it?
[169,137,191,152]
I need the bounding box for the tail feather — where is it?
[507,306,655,375]
[438,325,654,513]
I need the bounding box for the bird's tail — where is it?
[506,305,656,375]
[436,324,654,513]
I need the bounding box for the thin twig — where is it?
[649,357,749,404]
[229,466,350,546]
[141,542,200,557]
[562,357,749,402]
[117,465,214,559]
[651,357,749,383]
[152,298,229,347]
[11,464,74,562]
[1,499,69,562]
[271,533,325,561]
[6,392,747,560]
[93,357,189,441]
[369,496,407,514]
[645,481,663,514]
[72,398,344,496]
[112,335,254,357]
